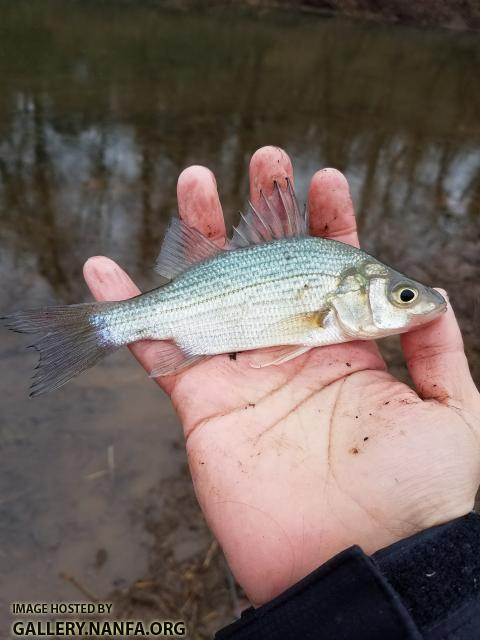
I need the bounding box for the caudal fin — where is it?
[2,302,118,397]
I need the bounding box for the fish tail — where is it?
[1,302,119,397]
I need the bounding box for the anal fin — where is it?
[148,341,208,377]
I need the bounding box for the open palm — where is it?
[84,147,480,606]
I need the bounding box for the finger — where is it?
[308,169,359,248]
[177,165,226,245]
[83,256,175,394]
[83,256,141,301]
[249,146,293,209]
[248,148,382,367]
[401,290,479,409]
[84,165,226,395]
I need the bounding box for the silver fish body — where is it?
[94,237,350,352]
[2,180,446,396]
[96,236,444,354]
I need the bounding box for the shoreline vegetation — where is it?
[167,0,480,31]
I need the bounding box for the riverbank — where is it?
[167,0,480,31]
[271,0,480,30]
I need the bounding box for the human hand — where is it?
[84,146,480,606]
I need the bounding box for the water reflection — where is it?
[0,1,479,634]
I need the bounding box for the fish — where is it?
[2,179,446,397]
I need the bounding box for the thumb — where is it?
[401,290,479,412]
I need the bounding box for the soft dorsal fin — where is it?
[155,217,224,279]
[156,180,306,277]
[230,178,308,249]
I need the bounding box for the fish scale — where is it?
[2,180,446,396]
[136,237,361,353]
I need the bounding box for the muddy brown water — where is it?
[0,1,479,636]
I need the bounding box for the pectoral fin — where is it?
[270,307,331,334]
[248,307,332,368]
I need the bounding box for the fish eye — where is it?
[391,285,418,305]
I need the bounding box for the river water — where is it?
[0,1,479,633]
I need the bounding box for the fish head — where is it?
[330,260,447,339]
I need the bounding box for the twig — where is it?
[202,540,218,569]
[85,470,108,481]
[107,445,115,481]
[224,559,241,618]
[59,572,99,602]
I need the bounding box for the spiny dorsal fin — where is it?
[229,178,308,249]
[155,217,224,279]
[156,180,307,276]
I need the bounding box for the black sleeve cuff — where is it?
[216,546,421,639]
[374,512,480,638]
[216,513,480,640]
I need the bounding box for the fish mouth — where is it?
[410,296,447,327]
[431,288,448,312]
[431,296,448,317]
[427,301,447,318]
[420,288,448,319]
